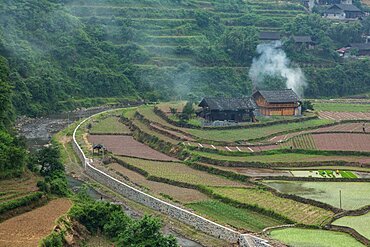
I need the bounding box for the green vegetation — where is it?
[69,191,178,247]
[313,103,370,112]
[116,156,244,187]
[0,192,43,215]
[333,212,370,239]
[34,145,70,196]
[187,119,333,142]
[1,1,370,116]
[269,228,364,247]
[291,170,358,178]
[263,181,370,210]
[187,200,283,232]
[192,150,366,164]
[90,116,131,135]
[209,187,333,225]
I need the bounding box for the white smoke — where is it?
[249,41,307,97]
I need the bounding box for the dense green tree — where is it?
[221,27,259,63]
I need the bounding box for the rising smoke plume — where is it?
[249,41,307,97]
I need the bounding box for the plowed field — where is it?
[88,135,174,161]
[313,133,370,152]
[0,198,72,247]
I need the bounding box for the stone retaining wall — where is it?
[72,110,270,247]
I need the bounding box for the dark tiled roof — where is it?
[326,4,362,12]
[199,97,256,111]
[293,36,313,43]
[259,32,281,40]
[349,43,370,51]
[254,89,300,103]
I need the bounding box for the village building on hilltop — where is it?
[198,89,302,122]
[322,3,363,19]
[252,89,302,116]
[198,97,256,122]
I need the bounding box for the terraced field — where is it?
[270,228,365,247]
[90,116,131,135]
[210,187,334,225]
[333,212,370,240]
[263,181,370,210]
[187,200,284,232]
[116,156,247,187]
[107,163,208,203]
[88,135,174,160]
[64,0,308,96]
[192,150,370,165]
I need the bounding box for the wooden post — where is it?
[339,190,342,210]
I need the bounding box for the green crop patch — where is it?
[187,200,284,232]
[187,119,333,142]
[90,116,131,135]
[116,156,246,187]
[313,103,370,112]
[209,187,334,225]
[269,228,364,247]
[191,150,368,164]
[333,212,370,240]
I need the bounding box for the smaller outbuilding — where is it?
[292,36,316,49]
[259,32,281,42]
[323,4,363,20]
[198,97,256,122]
[252,89,302,116]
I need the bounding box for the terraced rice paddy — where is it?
[186,119,333,142]
[108,163,208,203]
[314,103,370,113]
[333,212,370,239]
[263,181,370,210]
[90,116,131,135]
[209,187,334,225]
[192,151,370,164]
[269,228,365,247]
[187,200,284,232]
[116,156,246,187]
[88,135,174,160]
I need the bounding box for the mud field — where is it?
[88,135,174,161]
[0,198,72,247]
[313,133,370,152]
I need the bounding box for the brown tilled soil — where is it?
[319,111,370,121]
[88,135,174,161]
[108,163,208,203]
[0,198,72,247]
[313,133,370,152]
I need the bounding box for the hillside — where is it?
[1,0,370,116]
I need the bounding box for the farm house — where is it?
[198,97,256,122]
[252,89,302,116]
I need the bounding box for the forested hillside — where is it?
[1,0,370,116]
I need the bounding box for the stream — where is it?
[17,107,203,247]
